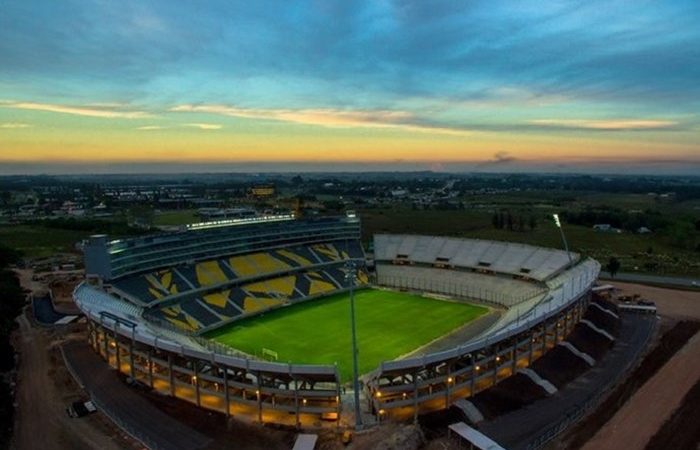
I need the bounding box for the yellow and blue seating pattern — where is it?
[121,241,366,332]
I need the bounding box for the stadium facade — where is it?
[74,213,600,426]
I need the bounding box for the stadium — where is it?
[74,212,600,428]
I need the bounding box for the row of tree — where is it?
[491,211,538,232]
[0,245,26,448]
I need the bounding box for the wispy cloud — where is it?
[136,125,165,130]
[183,123,222,130]
[170,104,469,135]
[0,122,32,129]
[0,101,152,119]
[529,119,678,131]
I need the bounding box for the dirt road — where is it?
[611,281,700,319]
[581,329,700,450]
[11,314,129,450]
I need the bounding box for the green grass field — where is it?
[0,225,91,257]
[206,289,487,381]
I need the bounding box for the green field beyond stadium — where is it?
[206,289,488,382]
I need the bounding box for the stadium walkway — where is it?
[63,341,212,450]
[477,312,656,450]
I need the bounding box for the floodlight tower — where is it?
[344,259,362,430]
[553,214,573,268]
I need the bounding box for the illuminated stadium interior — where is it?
[74,212,600,425]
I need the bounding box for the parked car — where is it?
[66,400,97,418]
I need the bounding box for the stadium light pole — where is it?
[553,214,573,268]
[345,260,363,430]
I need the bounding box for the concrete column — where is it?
[413,369,419,423]
[113,328,120,372]
[168,354,175,396]
[445,364,452,408]
[470,355,477,396]
[103,326,109,361]
[194,361,201,407]
[223,367,230,418]
[492,347,499,386]
[541,323,547,354]
[256,372,263,423]
[147,350,154,388]
[129,338,135,380]
[293,377,300,429]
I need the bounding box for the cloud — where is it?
[528,119,678,131]
[475,151,518,169]
[170,104,469,135]
[136,125,165,130]
[0,102,152,119]
[0,122,32,129]
[183,123,222,130]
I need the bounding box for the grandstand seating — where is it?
[374,235,577,281]
[112,241,365,305]
[146,264,370,332]
[138,241,368,333]
[375,263,545,307]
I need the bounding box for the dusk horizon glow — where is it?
[1,1,699,175]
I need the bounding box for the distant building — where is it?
[593,224,622,233]
[248,184,276,199]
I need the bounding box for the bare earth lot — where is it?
[575,282,700,450]
[11,314,135,450]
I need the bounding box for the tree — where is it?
[529,215,537,231]
[492,213,499,229]
[606,257,621,278]
[506,212,514,231]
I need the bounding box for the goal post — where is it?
[262,348,278,361]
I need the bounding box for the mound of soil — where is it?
[592,297,619,313]
[470,373,548,420]
[584,305,620,335]
[567,323,614,361]
[530,346,590,389]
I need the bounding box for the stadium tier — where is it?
[84,214,362,280]
[75,216,601,426]
[82,214,367,333]
[374,234,578,281]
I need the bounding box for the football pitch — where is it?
[205,289,488,381]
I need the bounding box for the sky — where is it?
[1,0,699,175]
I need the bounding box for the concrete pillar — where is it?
[103,326,109,361]
[528,331,535,366]
[492,346,499,386]
[194,361,201,407]
[413,370,419,423]
[293,377,300,429]
[147,350,154,388]
[129,338,135,380]
[470,355,477,396]
[445,364,452,408]
[256,372,263,423]
[541,322,547,354]
[168,354,175,396]
[223,367,230,418]
[113,328,120,372]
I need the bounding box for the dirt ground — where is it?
[646,378,700,450]
[612,281,700,319]
[571,282,700,450]
[580,329,700,450]
[11,313,137,450]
